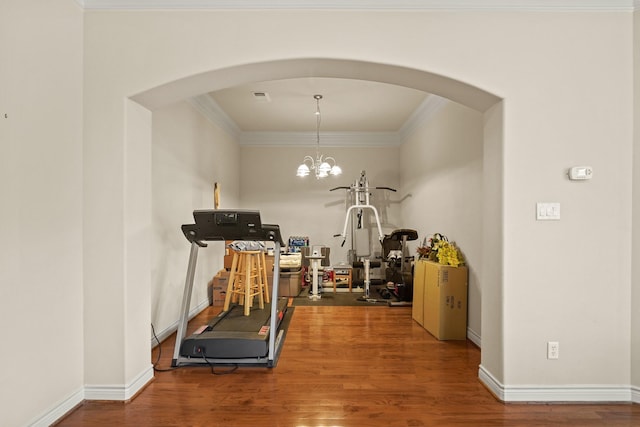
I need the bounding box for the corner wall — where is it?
[151,101,240,339]
[399,98,484,343]
[631,8,640,401]
[0,1,85,425]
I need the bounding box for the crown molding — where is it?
[190,93,448,147]
[399,94,448,139]
[239,131,401,147]
[79,0,637,11]
[188,94,241,139]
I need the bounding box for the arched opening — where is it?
[127,57,504,389]
[132,58,499,112]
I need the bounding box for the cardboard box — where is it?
[278,270,302,297]
[209,270,229,306]
[261,271,300,297]
[223,241,234,270]
[423,261,468,340]
[412,260,427,326]
[264,254,274,274]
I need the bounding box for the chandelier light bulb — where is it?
[318,161,331,173]
[297,164,310,177]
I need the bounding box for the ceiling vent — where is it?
[252,91,271,103]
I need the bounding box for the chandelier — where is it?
[296,94,342,179]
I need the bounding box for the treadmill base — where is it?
[172,298,290,368]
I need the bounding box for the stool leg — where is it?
[244,254,252,316]
[332,270,336,293]
[256,254,264,309]
[260,252,270,303]
[236,252,245,305]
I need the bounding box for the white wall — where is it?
[632,9,640,395]
[239,145,401,264]
[75,3,636,413]
[480,101,506,387]
[0,1,84,426]
[400,98,484,343]
[499,11,633,390]
[151,101,240,339]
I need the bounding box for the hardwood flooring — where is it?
[58,304,640,426]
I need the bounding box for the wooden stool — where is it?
[223,250,270,316]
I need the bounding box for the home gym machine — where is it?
[332,170,395,247]
[380,229,418,305]
[172,209,288,368]
[331,171,396,300]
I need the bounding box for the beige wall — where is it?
[151,101,240,340]
[480,101,506,386]
[0,1,84,425]
[400,98,484,343]
[632,9,640,394]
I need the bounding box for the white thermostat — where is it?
[568,166,593,180]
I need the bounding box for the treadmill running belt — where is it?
[179,298,288,360]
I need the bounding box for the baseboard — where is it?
[28,387,85,427]
[34,366,154,425]
[151,298,211,347]
[632,385,640,404]
[466,327,481,348]
[479,365,635,403]
[84,365,154,401]
[31,356,155,424]
[478,364,505,401]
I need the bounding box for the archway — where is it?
[132,58,499,112]
[127,57,504,393]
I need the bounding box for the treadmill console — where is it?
[182,209,283,245]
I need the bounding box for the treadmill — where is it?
[171,209,288,368]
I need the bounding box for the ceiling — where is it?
[209,77,429,133]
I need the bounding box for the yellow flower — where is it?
[436,241,464,267]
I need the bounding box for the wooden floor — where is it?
[58,304,640,426]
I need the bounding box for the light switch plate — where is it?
[536,202,560,220]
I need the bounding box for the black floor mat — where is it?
[291,286,394,307]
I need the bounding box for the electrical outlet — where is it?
[547,341,559,359]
